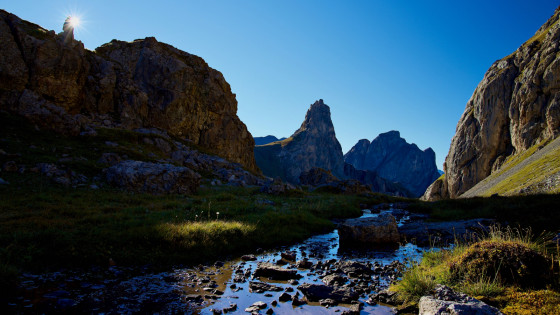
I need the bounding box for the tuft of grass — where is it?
[391,226,558,311]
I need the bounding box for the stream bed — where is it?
[7,208,427,314]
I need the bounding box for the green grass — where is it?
[0,181,394,294]
[391,226,558,312]
[409,193,560,233]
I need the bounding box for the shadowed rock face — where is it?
[0,10,258,173]
[423,6,560,200]
[254,99,344,183]
[344,131,440,197]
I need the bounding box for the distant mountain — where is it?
[254,135,286,146]
[254,99,344,183]
[343,163,414,197]
[344,131,440,197]
[423,6,560,200]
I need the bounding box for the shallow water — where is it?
[10,208,425,314]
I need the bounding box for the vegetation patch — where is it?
[391,226,559,312]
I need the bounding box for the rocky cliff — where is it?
[254,99,344,183]
[0,10,257,173]
[423,6,560,200]
[344,131,440,197]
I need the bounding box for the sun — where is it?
[68,16,80,29]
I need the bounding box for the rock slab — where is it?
[338,213,400,245]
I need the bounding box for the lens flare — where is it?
[68,16,80,28]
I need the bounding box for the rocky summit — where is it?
[344,131,440,197]
[254,99,344,183]
[0,10,257,173]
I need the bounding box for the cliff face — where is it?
[423,6,560,200]
[0,10,257,172]
[344,131,440,197]
[254,99,344,183]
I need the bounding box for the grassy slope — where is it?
[460,137,560,197]
[0,111,406,293]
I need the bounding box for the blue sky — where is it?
[3,1,559,169]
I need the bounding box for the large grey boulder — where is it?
[338,213,400,245]
[419,285,503,315]
[105,160,200,194]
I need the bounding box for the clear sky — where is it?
[3,1,559,169]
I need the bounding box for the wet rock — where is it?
[369,289,399,305]
[338,261,373,277]
[319,298,338,306]
[419,285,503,315]
[241,255,257,261]
[291,297,307,306]
[278,292,292,302]
[222,303,237,313]
[254,263,302,280]
[322,274,347,286]
[295,259,313,269]
[104,160,201,194]
[211,308,223,315]
[297,283,359,303]
[342,302,362,315]
[185,294,203,302]
[281,251,297,261]
[338,213,399,245]
[249,281,283,293]
[245,301,267,312]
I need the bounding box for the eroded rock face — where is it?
[254,99,344,183]
[424,6,560,199]
[338,213,400,245]
[344,131,440,197]
[0,10,257,173]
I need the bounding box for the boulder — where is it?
[253,263,302,280]
[248,281,283,293]
[297,283,359,303]
[338,213,400,245]
[104,160,200,194]
[419,285,503,315]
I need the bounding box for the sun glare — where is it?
[68,16,80,28]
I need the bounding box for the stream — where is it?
[8,208,427,314]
